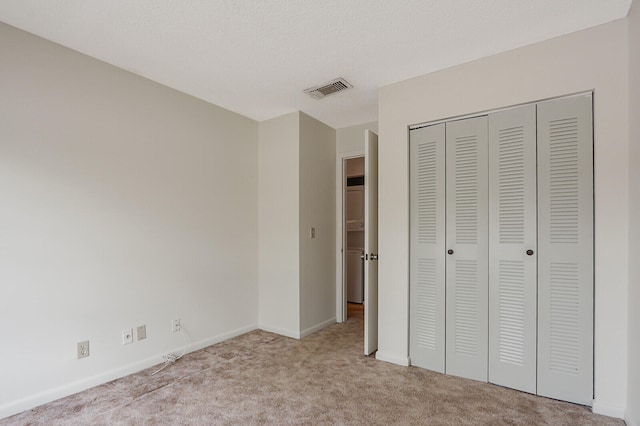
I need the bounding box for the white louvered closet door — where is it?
[488,104,538,394]
[537,95,593,405]
[445,116,489,382]
[409,124,446,372]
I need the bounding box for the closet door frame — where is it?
[408,92,594,406]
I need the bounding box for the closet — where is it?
[409,95,593,406]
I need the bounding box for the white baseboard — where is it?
[258,317,336,340]
[626,410,639,426]
[375,351,410,366]
[0,323,257,421]
[187,323,258,352]
[258,323,300,339]
[300,317,336,338]
[592,400,626,419]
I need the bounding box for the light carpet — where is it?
[2,308,621,425]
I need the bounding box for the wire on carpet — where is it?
[150,326,188,376]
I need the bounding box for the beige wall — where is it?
[627,2,640,425]
[299,113,337,334]
[0,23,259,418]
[258,112,301,337]
[336,121,378,155]
[378,19,629,416]
[258,111,337,338]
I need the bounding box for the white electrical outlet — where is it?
[137,325,147,341]
[172,318,181,333]
[77,341,90,359]
[122,328,133,345]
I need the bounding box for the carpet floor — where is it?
[2,307,622,425]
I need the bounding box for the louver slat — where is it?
[417,142,437,244]
[454,260,479,356]
[498,126,525,244]
[498,260,526,365]
[549,263,580,374]
[415,259,437,349]
[455,136,479,244]
[549,118,579,244]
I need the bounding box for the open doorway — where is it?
[336,127,378,355]
[336,151,364,323]
[335,127,379,356]
[344,157,365,320]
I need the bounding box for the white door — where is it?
[536,95,593,405]
[488,104,538,394]
[364,130,379,355]
[445,116,489,382]
[409,123,446,372]
[407,96,593,405]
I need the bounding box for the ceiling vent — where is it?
[304,78,353,100]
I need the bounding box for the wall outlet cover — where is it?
[122,328,133,345]
[77,340,90,359]
[137,325,147,341]
[172,318,181,333]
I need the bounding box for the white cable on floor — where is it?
[150,326,188,376]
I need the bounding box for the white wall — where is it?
[258,112,300,338]
[299,113,336,335]
[337,121,378,155]
[258,111,337,338]
[627,3,640,425]
[378,19,629,416]
[0,23,259,418]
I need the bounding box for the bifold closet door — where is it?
[409,123,446,372]
[445,116,488,382]
[488,104,538,394]
[537,95,593,405]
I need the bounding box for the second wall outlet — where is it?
[77,340,90,359]
[172,318,181,333]
[137,325,147,341]
[122,328,133,345]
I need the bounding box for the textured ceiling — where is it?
[0,1,632,128]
